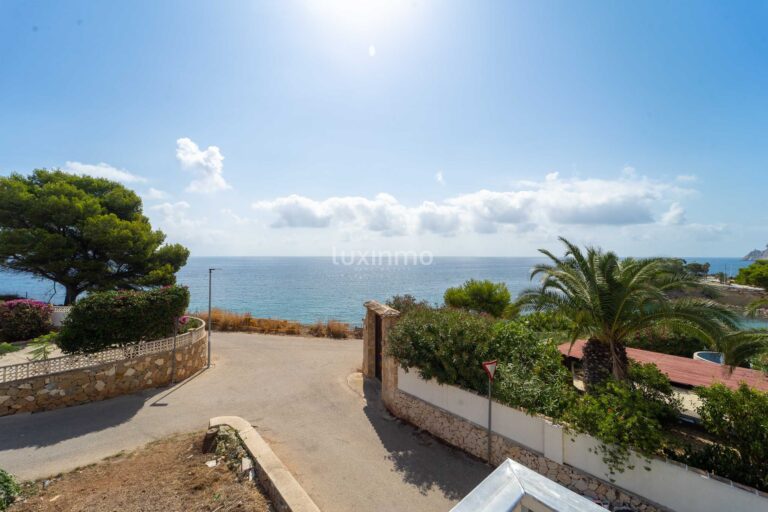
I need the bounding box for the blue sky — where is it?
[1,0,766,257]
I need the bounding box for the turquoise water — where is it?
[0,256,760,325]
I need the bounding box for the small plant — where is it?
[308,321,326,337]
[0,299,52,342]
[27,332,58,361]
[325,320,349,339]
[0,468,20,511]
[386,294,431,315]
[0,343,20,357]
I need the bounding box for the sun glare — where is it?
[306,0,415,35]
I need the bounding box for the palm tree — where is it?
[517,237,738,389]
[716,329,768,368]
[747,298,768,318]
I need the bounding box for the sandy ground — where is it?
[9,432,270,512]
[0,345,63,367]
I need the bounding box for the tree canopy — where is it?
[444,279,512,318]
[0,170,189,304]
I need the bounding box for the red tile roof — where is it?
[559,340,768,392]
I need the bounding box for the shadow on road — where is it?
[0,389,159,451]
[361,377,489,501]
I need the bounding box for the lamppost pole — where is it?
[207,267,219,368]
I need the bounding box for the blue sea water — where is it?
[0,256,760,325]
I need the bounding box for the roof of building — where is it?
[558,340,768,392]
[450,458,606,512]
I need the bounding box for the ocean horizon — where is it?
[0,256,756,325]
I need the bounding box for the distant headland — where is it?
[744,245,768,260]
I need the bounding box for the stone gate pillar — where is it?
[362,300,400,406]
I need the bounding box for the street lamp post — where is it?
[207,267,220,368]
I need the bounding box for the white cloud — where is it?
[254,193,410,235]
[63,161,146,183]
[252,171,693,237]
[661,202,686,225]
[676,174,697,182]
[144,187,169,200]
[435,170,445,185]
[176,137,230,193]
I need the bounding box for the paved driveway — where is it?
[0,333,490,511]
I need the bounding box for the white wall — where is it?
[397,367,767,512]
[51,306,71,327]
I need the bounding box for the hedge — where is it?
[0,299,52,342]
[58,286,190,354]
[388,307,768,490]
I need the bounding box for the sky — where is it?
[1,0,766,257]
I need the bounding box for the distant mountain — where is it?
[744,245,768,260]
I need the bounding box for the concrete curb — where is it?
[209,416,321,512]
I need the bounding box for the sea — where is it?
[0,257,762,326]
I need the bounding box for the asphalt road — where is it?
[0,333,490,512]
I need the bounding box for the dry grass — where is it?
[307,320,350,339]
[193,309,302,335]
[10,432,270,512]
[193,309,358,339]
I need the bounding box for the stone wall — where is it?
[0,335,207,416]
[388,388,664,511]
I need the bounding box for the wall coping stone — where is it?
[209,416,321,512]
[363,300,400,317]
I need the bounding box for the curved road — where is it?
[0,333,489,511]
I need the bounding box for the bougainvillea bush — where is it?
[0,299,52,342]
[58,286,190,354]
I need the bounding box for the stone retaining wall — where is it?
[0,335,207,416]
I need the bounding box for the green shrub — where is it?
[626,326,707,358]
[0,468,20,511]
[444,279,511,318]
[387,307,495,392]
[493,321,575,417]
[517,311,574,334]
[564,363,681,477]
[385,294,431,315]
[735,260,768,290]
[679,384,768,490]
[0,343,19,357]
[0,299,52,342]
[58,286,190,354]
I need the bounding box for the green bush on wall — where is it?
[58,285,190,354]
[675,384,768,491]
[492,321,576,418]
[387,307,495,392]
